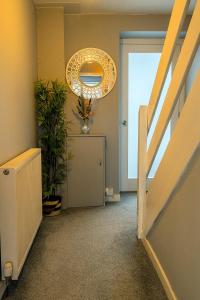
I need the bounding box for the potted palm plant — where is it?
[35,80,70,216]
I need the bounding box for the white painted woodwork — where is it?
[145,69,200,235]
[0,149,42,280]
[120,40,166,192]
[136,1,200,298]
[137,106,147,239]
[147,0,190,129]
[147,0,200,175]
[142,239,177,300]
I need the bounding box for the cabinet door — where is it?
[67,137,105,207]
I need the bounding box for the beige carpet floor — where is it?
[5,193,167,300]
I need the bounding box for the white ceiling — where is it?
[33,0,195,14]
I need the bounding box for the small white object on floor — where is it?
[106,193,120,202]
[105,187,114,197]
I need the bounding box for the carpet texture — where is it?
[6,193,167,300]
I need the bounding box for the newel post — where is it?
[137,105,148,239]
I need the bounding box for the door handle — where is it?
[99,159,102,166]
[122,120,127,126]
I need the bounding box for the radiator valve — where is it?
[4,261,13,280]
[4,261,13,297]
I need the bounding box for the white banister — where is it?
[147,0,200,175]
[147,0,190,130]
[145,68,200,235]
[137,106,147,239]
[137,1,200,296]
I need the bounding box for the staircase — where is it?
[137,0,200,299]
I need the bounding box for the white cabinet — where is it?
[67,135,105,207]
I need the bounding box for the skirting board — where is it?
[142,238,177,300]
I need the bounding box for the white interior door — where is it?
[120,39,175,192]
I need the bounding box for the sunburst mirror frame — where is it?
[66,48,117,99]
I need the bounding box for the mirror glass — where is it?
[79,62,104,87]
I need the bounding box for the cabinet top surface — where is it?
[68,134,106,137]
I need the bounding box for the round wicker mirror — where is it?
[66,48,117,99]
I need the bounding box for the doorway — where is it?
[120,39,177,192]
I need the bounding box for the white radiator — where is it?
[0,148,42,280]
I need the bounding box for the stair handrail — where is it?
[138,0,200,238]
[147,0,190,131]
[147,0,200,176]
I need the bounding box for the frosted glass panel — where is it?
[128,53,171,179]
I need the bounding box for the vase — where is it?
[81,119,90,134]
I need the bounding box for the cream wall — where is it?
[0,0,37,165]
[64,14,170,193]
[148,148,200,300]
[36,7,65,81]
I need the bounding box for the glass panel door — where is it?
[120,40,172,191]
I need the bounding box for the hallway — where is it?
[6,194,167,300]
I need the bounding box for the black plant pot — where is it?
[43,195,62,217]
